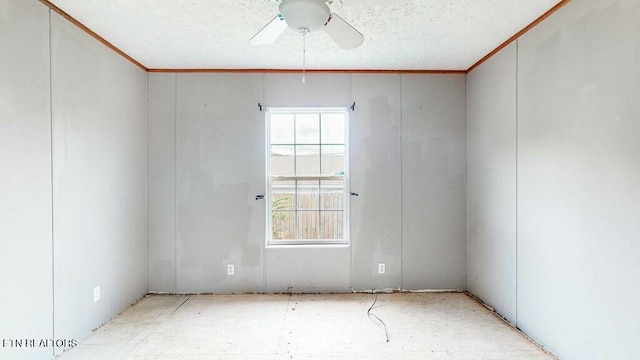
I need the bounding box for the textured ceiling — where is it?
[48,0,561,70]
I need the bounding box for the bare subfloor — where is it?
[56,293,554,360]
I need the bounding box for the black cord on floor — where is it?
[367,292,389,342]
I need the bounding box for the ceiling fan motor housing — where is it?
[279,0,331,33]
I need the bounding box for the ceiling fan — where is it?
[250,0,365,50]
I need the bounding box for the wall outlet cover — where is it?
[227,264,235,276]
[93,286,100,302]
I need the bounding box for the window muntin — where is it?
[267,108,348,245]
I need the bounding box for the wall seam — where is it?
[48,8,56,358]
[145,72,150,294]
[463,74,468,291]
[174,73,178,293]
[515,39,519,328]
[465,71,470,292]
[348,73,353,292]
[399,74,404,290]
[262,72,267,293]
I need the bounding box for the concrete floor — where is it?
[55,293,555,360]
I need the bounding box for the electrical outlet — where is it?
[227,264,235,276]
[93,286,100,302]
[378,263,386,274]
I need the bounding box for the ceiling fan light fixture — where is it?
[250,0,364,51]
[279,0,331,33]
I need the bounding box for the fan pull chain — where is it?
[300,27,309,84]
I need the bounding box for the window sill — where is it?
[265,243,350,250]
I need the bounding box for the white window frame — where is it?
[265,107,350,247]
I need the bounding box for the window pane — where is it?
[297,180,319,210]
[272,211,295,240]
[296,113,320,144]
[321,113,345,144]
[295,145,320,175]
[270,114,294,144]
[320,211,343,240]
[320,180,343,210]
[297,211,319,240]
[270,145,294,176]
[272,181,295,210]
[321,145,345,175]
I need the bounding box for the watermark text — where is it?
[2,338,78,348]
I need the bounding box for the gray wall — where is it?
[402,75,467,290]
[176,73,265,293]
[0,1,53,359]
[148,72,467,293]
[50,10,148,352]
[350,74,402,291]
[467,0,640,358]
[467,42,518,323]
[0,1,148,359]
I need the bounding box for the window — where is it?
[266,108,348,246]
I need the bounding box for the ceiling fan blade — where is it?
[340,0,410,5]
[323,13,364,50]
[250,15,287,46]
